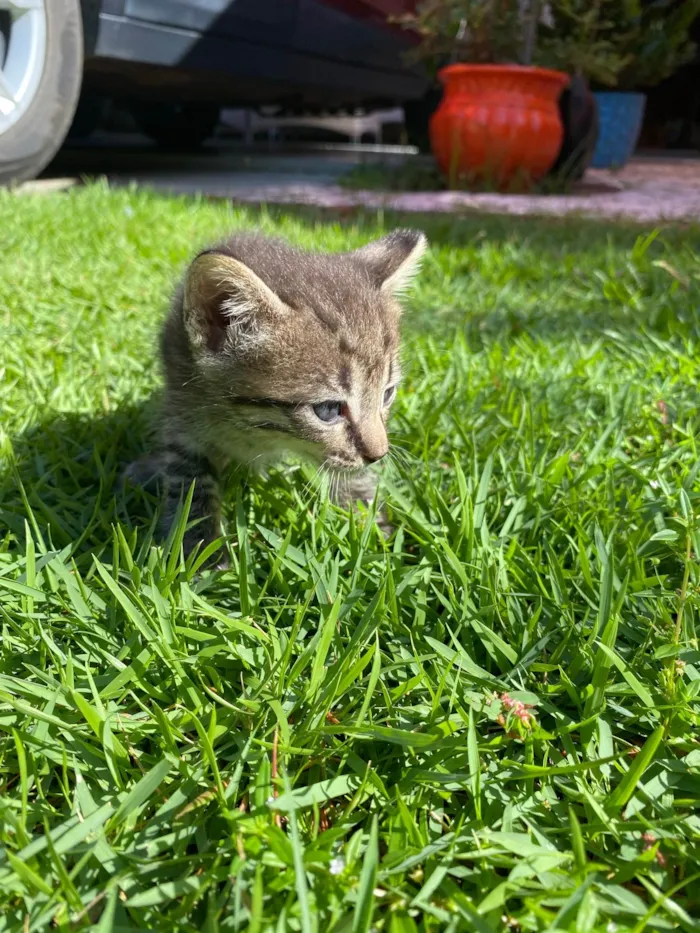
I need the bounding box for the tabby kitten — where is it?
[129,228,427,557]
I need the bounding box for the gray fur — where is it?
[128,229,426,557]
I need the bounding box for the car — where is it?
[0,0,428,186]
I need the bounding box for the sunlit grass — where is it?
[0,184,699,932]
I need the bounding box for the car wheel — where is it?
[0,0,83,186]
[130,102,220,150]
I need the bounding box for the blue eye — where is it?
[383,385,397,407]
[313,401,344,423]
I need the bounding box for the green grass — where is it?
[339,157,577,194]
[1,184,699,932]
[340,159,445,192]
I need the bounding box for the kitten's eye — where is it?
[313,401,344,423]
[383,385,397,407]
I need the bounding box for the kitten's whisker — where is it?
[299,473,316,505]
[321,464,340,512]
[390,440,414,455]
[299,461,326,507]
[389,442,416,467]
[329,470,346,508]
[181,373,206,388]
[387,447,407,470]
[313,465,328,504]
[387,452,407,479]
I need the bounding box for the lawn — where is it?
[0,184,699,933]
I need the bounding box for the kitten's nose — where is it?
[362,449,387,465]
[359,422,388,464]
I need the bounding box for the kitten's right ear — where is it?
[354,229,427,295]
[183,252,286,353]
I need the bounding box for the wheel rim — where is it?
[0,0,47,136]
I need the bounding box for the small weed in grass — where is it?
[0,185,699,931]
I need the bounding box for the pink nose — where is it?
[361,443,388,464]
[358,421,388,464]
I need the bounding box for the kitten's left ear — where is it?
[354,229,427,294]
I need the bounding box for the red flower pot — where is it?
[430,64,570,190]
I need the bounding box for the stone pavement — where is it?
[191,168,700,223]
[110,155,700,223]
[42,141,700,223]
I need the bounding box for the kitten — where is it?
[128,228,427,558]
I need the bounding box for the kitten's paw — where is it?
[123,456,163,492]
[182,531,230,571]
[194,549,230,573]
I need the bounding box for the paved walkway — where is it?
[207,171,700,223]
[117,157,700,223]
[42,142,700,223]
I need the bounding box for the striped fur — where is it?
[129,230,426,558]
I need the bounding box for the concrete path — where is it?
[169,170,700,223]
[44,140,700,223]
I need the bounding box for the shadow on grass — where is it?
[3,200,698,566]
[0,399,162,566]
[0,396,301,571]
[251,200,694,249]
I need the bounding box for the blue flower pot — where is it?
[591,92,646,169]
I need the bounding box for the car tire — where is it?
[0,0,83,186]
[130,102,220,150]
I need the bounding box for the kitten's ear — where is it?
[354,229,427,294]
[183,251,286,353]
